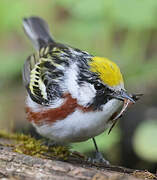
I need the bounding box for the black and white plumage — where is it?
[22,16,139,164]
[23,17,103,108]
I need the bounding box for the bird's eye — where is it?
[94,82,104,90]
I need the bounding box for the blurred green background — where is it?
[0,0,157,171]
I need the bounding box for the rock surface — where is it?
[0,139,156,180]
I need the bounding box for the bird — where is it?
[22,16,139,164]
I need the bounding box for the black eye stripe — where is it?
[93,82,114,94]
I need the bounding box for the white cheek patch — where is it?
[77,83,96,106]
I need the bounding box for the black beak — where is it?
[111,89,135,103]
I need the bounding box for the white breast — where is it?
[33,99,122,143]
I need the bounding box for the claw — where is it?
[87,152,110,165]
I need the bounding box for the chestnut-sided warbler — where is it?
[22,16,139,164]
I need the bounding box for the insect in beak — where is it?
[108,91,143,134]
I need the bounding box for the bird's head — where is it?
[65,56,135,109]
[88,56,135,108]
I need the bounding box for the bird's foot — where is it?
[87,152,110,166]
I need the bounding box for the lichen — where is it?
[0,130,70,160]
[132,170,157,179]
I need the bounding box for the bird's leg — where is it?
[87,138,110,165]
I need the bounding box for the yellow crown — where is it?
[89,57,124,87]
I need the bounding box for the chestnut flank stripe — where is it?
[26,94,93,126]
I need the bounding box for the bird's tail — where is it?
[23,16,55,50]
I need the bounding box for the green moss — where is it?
[0,131,70,160]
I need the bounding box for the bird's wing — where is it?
[22,16,93,105]
[22,16,67,105]
[23,46,67,105]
